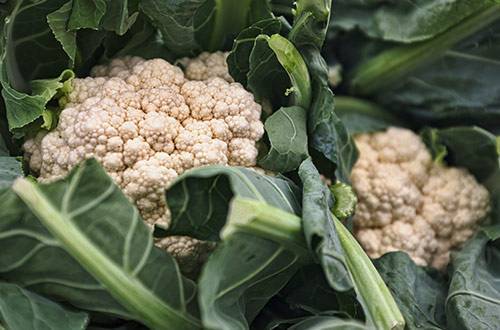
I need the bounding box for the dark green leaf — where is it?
[48,1,77,65]
[334,3,500,131]
[273,264,361,318]
[164,166,301,240]
[2,0,70,92]
[103,17,171,61]
[0,282,89,330]
[246,34,291,107]
[298,159,404,329]
[1,159,199,329]
[298,158,351,291]
[163,166,306,330]
[68,0,107,30]
[139,0,205,56]
[288,0,358,182]
[259,106,309,173]
[304,51,358,182]
[290,0,331,49]
[227,18,282,86]
[0,156,22,189]
[446,233,500,330]
[421,126,498,182]
[374,252,447,330]
[331,0,491,43]
[333,96,405,135]
[194,0,252,51]
[199,231,302,330]
[101,0,139,35]
[381,20,500,130]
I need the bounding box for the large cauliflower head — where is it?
[23,52,263,276]
[351,127,490,269]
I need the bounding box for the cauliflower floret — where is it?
[351,127,490,269]
[179,51,234,83]
[155,236,216,278]
[91,56,145,79]
[139,87,190,120]
[126,58,185,91]
[23,55,264,275]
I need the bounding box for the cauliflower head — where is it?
[351,127,490,269]
[23,52,263,276]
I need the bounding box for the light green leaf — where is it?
[259,106,309,173]
[267,34,312,109]
[0,282,89,330]
[1,159,199,329]
[329,182,357,220]
[1,68,74,134]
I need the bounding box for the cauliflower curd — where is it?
[23,52,263,275]
[351,127,490,269]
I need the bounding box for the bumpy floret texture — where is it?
[179,51,234,83]
[24,53,264,275]
[351,127,490,269]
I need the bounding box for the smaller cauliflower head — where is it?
[23,52,264,275]
[351,127,490,269]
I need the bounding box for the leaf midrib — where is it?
[12,170,200,329]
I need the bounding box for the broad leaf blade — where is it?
[199,231,301,330]
[2,0,70,92]
[227,18,282,86]
[68,0,107,30]
[139,0,205,56]
[47,1,77,65]
[0,282,89,330]
[331,0,491,43]
[0,156,22,189]
[163,166,305,329]
[1,68,74,134]
[259,106,309,173]
[165,166,301,240]
[374,252,447,330]
[1,159,199,329]
[446,233,500,330]
[101,0,139,35]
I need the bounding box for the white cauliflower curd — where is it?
[23,52,263,275]
[351,127,490,269]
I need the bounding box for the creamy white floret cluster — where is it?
[351,127,490,269]
[23,52,263,275]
